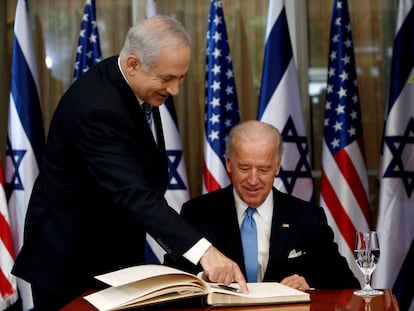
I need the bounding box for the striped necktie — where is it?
[240,207,258,282]
[142,102,153,126]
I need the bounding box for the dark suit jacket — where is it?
[13,56,203,300]
[168,185,359,289]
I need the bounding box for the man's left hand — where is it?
[280,274,310,291]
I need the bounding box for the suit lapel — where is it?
[152,107,168,183]
[153,107,165,152]
[112,61,168,188]
[265,188,294,278]
[219,187,246,273]
[111,57,161,152]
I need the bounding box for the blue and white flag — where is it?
[73,0,102,80]
[146,0,157,18]
[144,0,190,264]
[257,0,313,203]
[374,1,414,310]
[5,0,45,310]
[203,0,240,193]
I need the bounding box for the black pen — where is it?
[212,283,241,293]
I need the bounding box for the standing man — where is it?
[168,120,359,291]
[12,16,246,310]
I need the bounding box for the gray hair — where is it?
[119,15,191,71]
[226,120,284,162]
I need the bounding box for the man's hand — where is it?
[199,246,248,294]
[280,274,310,291]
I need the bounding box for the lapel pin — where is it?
[282,223,290,228]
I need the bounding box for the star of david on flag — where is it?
[319,0,371,285]
[203,0,240,193]
[73,0,102,80]
[257,0,314,203]
[166,149,186,191]
[5,142,26,197]
[383,118,414,197]
[374,1,414,309]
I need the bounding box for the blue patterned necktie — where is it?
[142,102,153,126]
[240,207,258,282]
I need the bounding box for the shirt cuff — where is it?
[182,238,211,265]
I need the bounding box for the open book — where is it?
[83,264,310,310]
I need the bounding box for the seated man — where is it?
[167,120,359,291]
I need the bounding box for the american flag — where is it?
[257,0,314,203]
[73,0,102,80]
[203,0,240,193]
[144,0,191,264]
[5,0,45,310]
[319,0,370,284]
[373,1,414,309]
[0,160,17,310]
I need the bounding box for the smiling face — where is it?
[123,44,191,106]
[226,134,281,208]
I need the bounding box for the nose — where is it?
[166,79,180,96]
[247,169,259,184]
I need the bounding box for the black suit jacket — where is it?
[13,56,203,299]
[169,185,359,289]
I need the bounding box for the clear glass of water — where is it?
[354,231,383,296]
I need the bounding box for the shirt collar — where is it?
[233,187,273,224]
[117,57,129,84]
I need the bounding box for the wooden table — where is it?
[61,289,400,311]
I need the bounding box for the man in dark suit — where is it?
[12,16,246,310]
[168,120,359,291]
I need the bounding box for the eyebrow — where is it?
[159,74,183,80]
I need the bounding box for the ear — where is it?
[274,158,282,177]
[125,54,141,75]
[225,153,232,174]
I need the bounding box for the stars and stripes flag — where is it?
[319,0,371,284]
[144,0,191,264]
[373,1,414,310]
[73,0,102,80]
[257,0,314,203]
[0,160,17,310]
[203,0,240,193]
[5,0,45,310]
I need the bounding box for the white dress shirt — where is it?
[234,189,273,281]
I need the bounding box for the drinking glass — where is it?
[354,231,383,296]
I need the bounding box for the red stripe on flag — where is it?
[0,213,15,258]
[0,166,4,186]
[333,145,371,226]
[203,160,221,193]
[0,267,14,298]
[320,169,356,250]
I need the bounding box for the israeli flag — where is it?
[374,1,414,310]
[257,0,314,202]
[5,1,45,310]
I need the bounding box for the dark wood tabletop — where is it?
[61,288,400,311]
